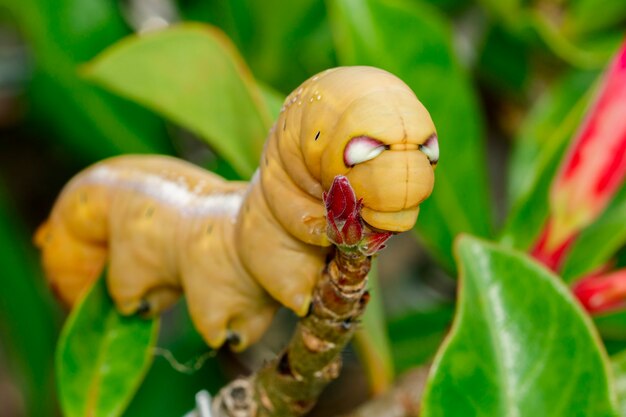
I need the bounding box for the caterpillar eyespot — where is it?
[34,66,438,351]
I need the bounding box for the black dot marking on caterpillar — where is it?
[145,206,154,218]
[206,224,213,234]
[79,192,87,204]
[315,131,320,141]
[136,299,151,316]
[283,119,287,131]
[227,331,241,348]
[265,155,269,166]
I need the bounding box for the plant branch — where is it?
[211,248,372,417]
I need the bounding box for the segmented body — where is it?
[36,66,437,350]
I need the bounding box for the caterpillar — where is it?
[35,66,438,351]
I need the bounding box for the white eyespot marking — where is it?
[344,136,386,167]
[419,134,439,165]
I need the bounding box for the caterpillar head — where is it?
[297,67,437,233]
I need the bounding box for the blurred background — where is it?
[0,0,624,416]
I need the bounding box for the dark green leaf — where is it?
[479,1,622,69]
[501,71,596,250]
[387,306,453,374]
[85,23,273,178]
[561,184,626,282]
[506,70,597,208]
[0,182,60,417]
[476,24,531,97]
[1,0,173,161]
[57,278,159,417]
[124,302,226,416]
[594,310,626,344]
[182,0,337,93]
[328,0,492,270]
[422,235,619,417]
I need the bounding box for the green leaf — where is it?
[258,82,286,120]
[124,301,226,416]
[0,182,60,417]
[506,70,597,209]
[353,262,394,394]
[561,184,626,282]
[421,236,619,417]
[594,310,626,344]
[479,1,622,69]
[57,278,159,417]
[84,23,273,178]
[564,0,626,38]
[387,305,453,374]
[611,350,626,417]
[501,70,596,250]
[2,0,173,160]
[327,0,492,270]
[476,24,531,97]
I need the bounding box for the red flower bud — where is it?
[360,231,392,256]
[532,40,626,271]
[324,175,394,255]
[324,176,357,223]
[573,269,626,314]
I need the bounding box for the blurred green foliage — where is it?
[0,0,625,415]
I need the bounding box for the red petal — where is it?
[326,212,344,245]
[342,210,363,246]
[324,176,357,222]
[573,269,626,314]
[360,231,392,256]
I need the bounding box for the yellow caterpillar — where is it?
[35,66,438,350]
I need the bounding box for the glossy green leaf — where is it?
[57,278,159,417]
[1,0,173,161]
[353,262,394,394]
[501,71,596,250]
[561,184,626,282]
[85,23,273,178]
[422,236,619,417]
[387,306,453,374]
[0,182,60,417]
[328,0,492,270]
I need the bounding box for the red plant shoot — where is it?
[531,40,626,271]
[323,175,392,255]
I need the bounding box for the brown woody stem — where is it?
[211,249,371,417]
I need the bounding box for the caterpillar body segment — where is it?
[36,66,438,350]
[36,155,278,350]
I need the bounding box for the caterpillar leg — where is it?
[34,220,106,306]
[106,199,182,316]
[180,219,278,350]
[227,306,277,351]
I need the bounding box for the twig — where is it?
[339,365,431,417]
[211,249,372,417]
